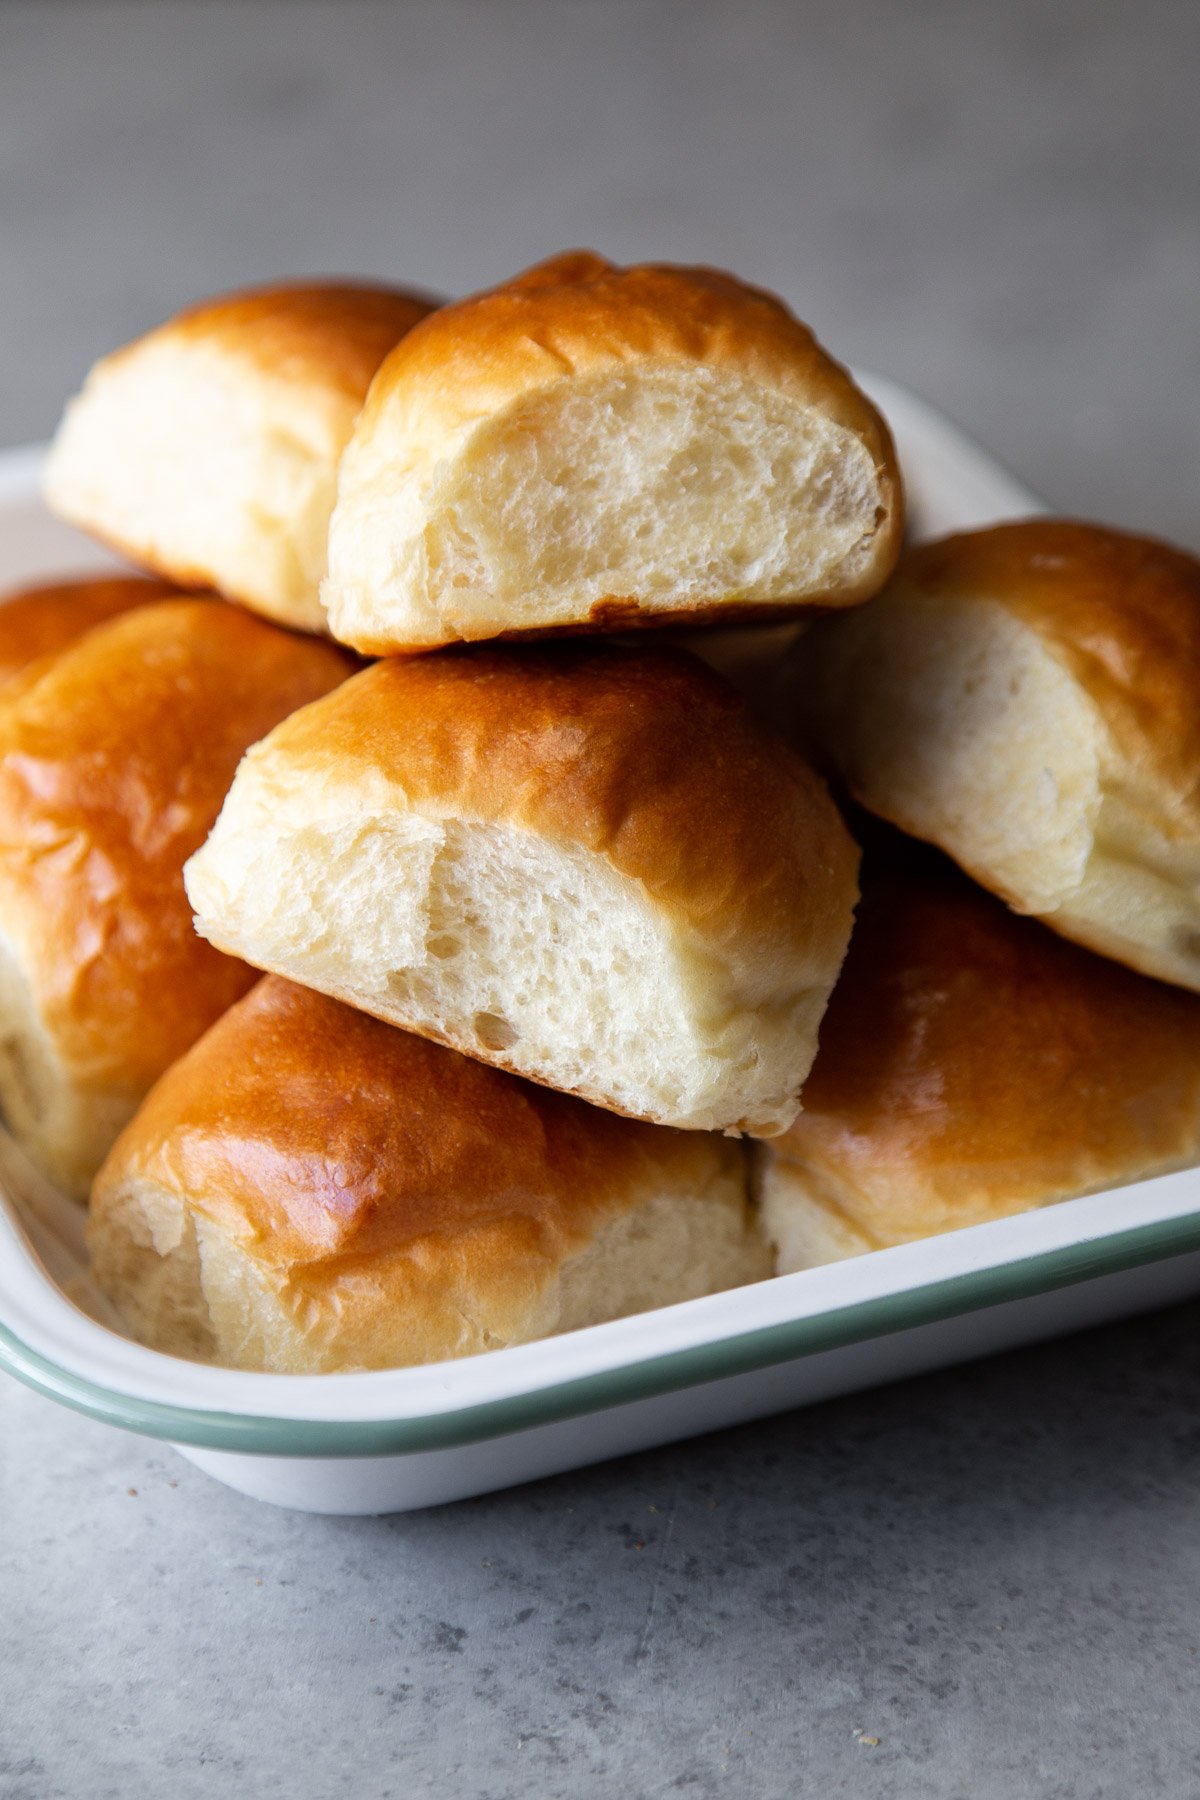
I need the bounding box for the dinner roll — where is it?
[0,573,180,687]
[322,251,903,651]
[761,861,1200,1271]
[796,519,1200,991]
[89,976,769,1372]
[0,600,354,1197]
[185,643,860,1136]
[43,281,436,632]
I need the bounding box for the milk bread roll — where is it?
[761,861,1200,1270]
[89,977,769,1372]
[185,643,860,1136]
[0,600,354,1195]
[44,282,436,631]
[796,519,1200,991]
[323,251,903,651]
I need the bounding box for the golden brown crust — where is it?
[0,573,183,687]
[94,975,729,1273]
[364,251,896,453]
[0,600,355,1093]
[902,519,1200,834]
[771,860,1200,1242]
[247,641,860,990]
[113,280,438,401]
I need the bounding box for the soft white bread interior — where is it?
[43,282,436,632]
[761,852,1200,1269]
[794,519,1200,991]
[89,976,769,1372]
[0,599,354,1198]
[322,251,904,651]
[185,643,860,1136]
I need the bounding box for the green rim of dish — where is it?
[3,1210,1199,1458]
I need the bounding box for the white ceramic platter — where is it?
[5,376,1197,1517]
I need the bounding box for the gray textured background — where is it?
[2,4,1200,1796]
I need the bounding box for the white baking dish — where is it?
[6,376,1197,1517]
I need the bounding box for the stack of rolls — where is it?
[762,525,1200,1261]
[4,250,1194,1374]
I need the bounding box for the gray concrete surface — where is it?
[2,3,1200,1795]
[6,1309,1200,1799]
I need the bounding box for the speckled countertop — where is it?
[2,5,1200,1795]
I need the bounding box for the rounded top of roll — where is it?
[96,974,735,1274]
[901,518,1200,834]
[351,250,899,512]
[234,640,861,1002]
[0,572,181,688]
[769,861,1200,1245]
[0,598,355,1092]
[103,279,437,403]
